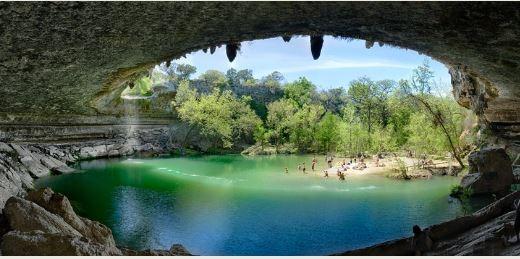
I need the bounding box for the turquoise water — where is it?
[37,155,474,255]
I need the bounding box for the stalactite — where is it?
[365,40,374,49]
[226,43,240,62]
[310,35,324,60]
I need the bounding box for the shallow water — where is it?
[37,154,480,255]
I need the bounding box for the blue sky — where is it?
[173,36,451,91]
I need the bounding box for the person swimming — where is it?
[339,171,346,181]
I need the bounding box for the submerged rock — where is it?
[461,147,513,195]
[120,244,192,256]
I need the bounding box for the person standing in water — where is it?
[312,156,317,171]
[285,167,289,174]
[302,162,307,174]
[327,156,333,168]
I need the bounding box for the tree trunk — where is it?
[410,94,465,168]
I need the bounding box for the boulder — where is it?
[10,144,50,178]
[0,142,13,153]
[1,230,122,256]
[38,153,75,174]
[461,147,513,195]
[26,188,116,247]
[79,145,108,159]
[3,196,82,236]
[47,145,65,157]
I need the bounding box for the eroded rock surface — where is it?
[461,147,513,195]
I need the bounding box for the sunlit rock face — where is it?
[0,2,519,139]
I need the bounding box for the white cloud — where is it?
[275,59,415,74]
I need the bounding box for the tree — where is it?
[266,99,298,148]
[172,79,196,107]
[174,83,261,149]
[226,68,254,87]
[404,91,465,168]
[319,87,348,115]
[176,64,197,81]
[199,70,229,89]
[260,71,284,90]
[411,59,434,94]
[287,104,325,152]
[155,62,196,84]
[315,112,341,152]
[284,77,318,107]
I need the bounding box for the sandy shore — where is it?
[304,155,458,179]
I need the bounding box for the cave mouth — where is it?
[2,2,520,256]
[34,36,487,255]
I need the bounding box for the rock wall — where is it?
[461,147,514,195]
[0,124,173,210]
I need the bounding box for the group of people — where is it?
[284,154,386,181]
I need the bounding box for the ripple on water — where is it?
[358,185,377,190]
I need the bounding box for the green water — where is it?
[36,155,479,255]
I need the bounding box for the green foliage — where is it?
[411,59,434,94]
[260,71,285,90]
[199,70,229,89]
[174,81,261,148]
[153,60,475,156]
[449,185,474,215]
[172,80,196,107]
[156,62,197,84]
[226,68,255,87]
[266,99,298,147]
[283,77,317,107]
[319,88,348,114]
[287,104,325,152]
[315,112,341,152]
[123,77,153,97]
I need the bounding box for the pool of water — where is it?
[36,154,477,255]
